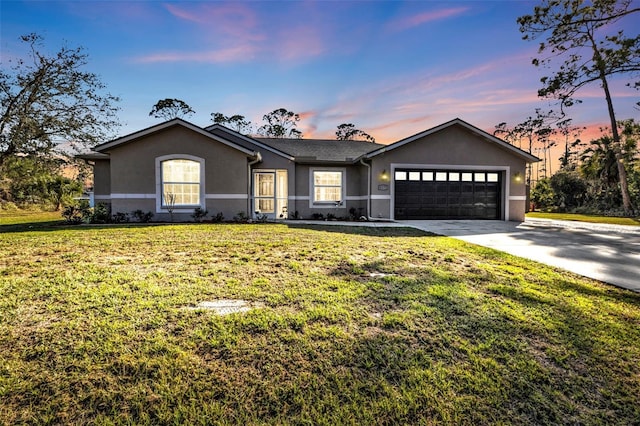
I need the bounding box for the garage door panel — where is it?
[394,169,501,220]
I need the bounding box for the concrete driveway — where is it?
[398,218,640,292]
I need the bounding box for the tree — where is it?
[579,124,638,212]
[47,175,83,211]
[493,109,555,184]
[530,178,555,210]
[556,118,585,170]
[550,170,588,210]
[335,123,376,143]
[493,122,520,146]
[0,34,120,167]
[211,112,253,135]
[149,98,194,121]
[0,155,81,209]
[518,0,640,215]
[257,108,302,139]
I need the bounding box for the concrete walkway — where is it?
[398,218,640,292]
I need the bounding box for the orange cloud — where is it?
[387,7,469,32]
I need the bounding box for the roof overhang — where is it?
[363,118,540,163]
[76,152,110,161]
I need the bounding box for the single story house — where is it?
[78,117,538,222]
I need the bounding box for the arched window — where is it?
[157,157,203,208]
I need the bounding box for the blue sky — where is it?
[2,0,638,148]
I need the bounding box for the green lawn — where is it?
[1,217,639,425]
[0,210,62,227]
[527,211,640,226]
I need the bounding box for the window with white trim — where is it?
[312,170,343,203]
[161,159,201,206]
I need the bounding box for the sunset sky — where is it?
[2,0,638,167]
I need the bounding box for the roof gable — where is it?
[94,118,257,156]
[364,118,539,163]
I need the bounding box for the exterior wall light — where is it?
[380,169,389,182]
[514,172,522,182]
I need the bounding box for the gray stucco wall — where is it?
[368,125,528,221]
[104,125,252,220]
[288,163,366,219]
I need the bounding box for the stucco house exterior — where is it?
[79,118,538,222]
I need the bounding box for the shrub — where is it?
[61,200,91,224]
[62,205,84,224]
[191,207,208,222]
[211,212,225,223]
[233,211,249,223]
[256,213,269,223]
[311,213,324,220]
[131,209,154,223]
[550,171,588,211]
[89,203,110,223]
[531,179,555,211]
[112,212,130,223]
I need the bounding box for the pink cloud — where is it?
[277,26,325,62]
[164,3,262,41]
[136,3,328,64]
[135,45,257,64]
[387,7,469,32]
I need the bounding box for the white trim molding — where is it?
[205,194,248,199]
[509,195,527,201]
[111,193,155,199]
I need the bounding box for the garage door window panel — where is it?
[394,169,502,220]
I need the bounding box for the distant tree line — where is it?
[500,0,640,217]
[151,101,377,143]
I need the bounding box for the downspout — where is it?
[247,152,262,216]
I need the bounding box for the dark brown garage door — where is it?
[394,170,501,220]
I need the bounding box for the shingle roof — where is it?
[255,138,384,163]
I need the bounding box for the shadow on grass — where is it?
[0,220,66,233]
[285,223,434,238]
[0,221,167,234]
[0,221,432,238]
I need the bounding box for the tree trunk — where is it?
[589,33,635,216]
[600,76,634,215]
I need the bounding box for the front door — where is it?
[253,170,288,219]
